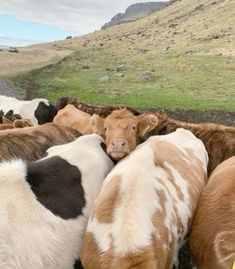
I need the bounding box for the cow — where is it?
[0,95,57,125]
[0,123,81,162]
[189,156,235,269]
[90,108,159,160]
[0,116,33,130]
[53,104,93,134]
[0,134,114,269]
[55,96,140,117]
[80,128,208,269]
[147,112,235,175]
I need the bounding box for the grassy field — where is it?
[9,47,235,111]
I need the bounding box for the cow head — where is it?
[90,109,158,160]
[34,101,57,124]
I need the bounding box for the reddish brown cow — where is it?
[53,104,93,134]
[189,156,235,269]
[149,112,235,175]
[90,109,158,160]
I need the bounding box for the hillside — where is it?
[6,0,235,111]
[101,2,167,30]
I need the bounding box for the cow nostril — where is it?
[121,140,126,146]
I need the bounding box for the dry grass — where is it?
[0,47,71,75]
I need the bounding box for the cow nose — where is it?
[111,139,126,147]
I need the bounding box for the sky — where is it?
[0,0,168,47]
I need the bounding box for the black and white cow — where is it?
[0,134,114,269]
[0,95,57,125]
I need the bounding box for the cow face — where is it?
[34,101,57,124]
[90,109,158,160]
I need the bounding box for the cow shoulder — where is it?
[26,156,85,219]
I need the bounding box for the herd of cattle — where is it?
[0,94,234,269]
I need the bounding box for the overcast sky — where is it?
[0,0,168,46]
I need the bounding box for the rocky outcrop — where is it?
[101,2,167,30]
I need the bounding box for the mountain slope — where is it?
[101,2,167,30]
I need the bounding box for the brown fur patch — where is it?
[92,175,121,223]
[189,156,235,269]
[0,123,80,161]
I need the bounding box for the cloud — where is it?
[0,35,43,47]
[0,0,168,35]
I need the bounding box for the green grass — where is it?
[8,48,235,111]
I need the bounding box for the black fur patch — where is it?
[34,101,57,124]
[178,241,193,269]
[4,109,14,118]
[27,156,86,219]
[73,259,84,269]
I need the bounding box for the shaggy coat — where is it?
[149,112,235,175]
[0,134,114,269]
[80,129,208,269]
[0,123,80,161]
[189,156,235,269]
[55,96,140,117]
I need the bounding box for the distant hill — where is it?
[101,2,167,30]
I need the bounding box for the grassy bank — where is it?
[9,48,235,111]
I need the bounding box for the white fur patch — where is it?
[0,95,50,125]
[0,134,114,269]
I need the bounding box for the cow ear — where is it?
[2,117,13,125]
[214,231,235,266]
[89,114,105,136]
[14,119,33,128]
[13,120,24,128]
[137,114,158,138]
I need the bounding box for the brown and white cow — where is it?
[53,104,93,134]
[90,109,158,160]
[80,128,208,269]
[189,156,235,269]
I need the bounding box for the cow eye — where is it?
[132,125,136,130]
[104,127,107,131]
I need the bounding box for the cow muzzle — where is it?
[108,139,129,160]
